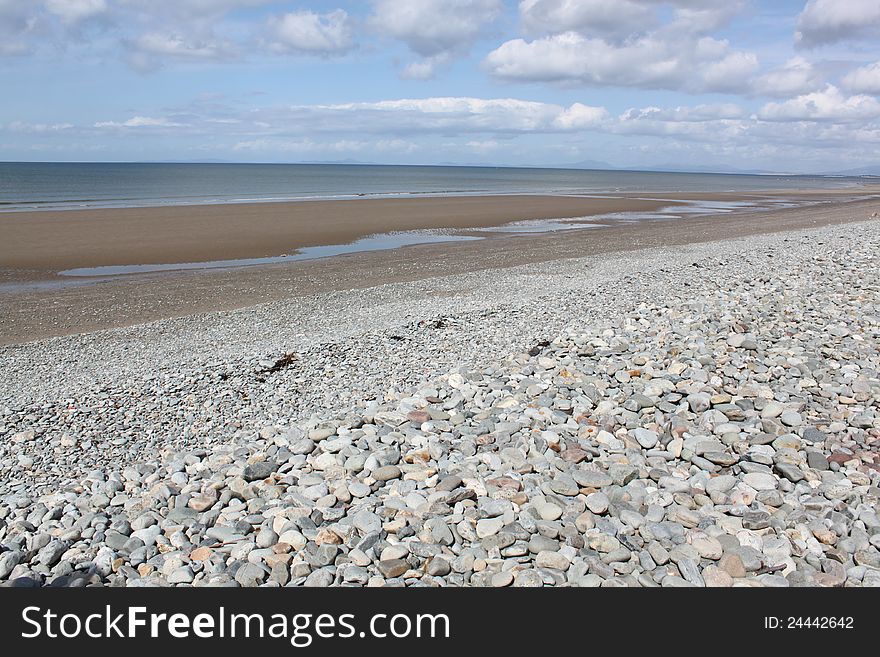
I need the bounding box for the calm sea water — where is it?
[0,162,864,212]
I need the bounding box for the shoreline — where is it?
[0,194,682,278]
[3,186,880,283]
[0,195,878,345]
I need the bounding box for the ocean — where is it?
[0,162,864,212]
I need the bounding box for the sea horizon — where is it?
[0,161,867,213]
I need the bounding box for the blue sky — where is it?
[2,0,880,172]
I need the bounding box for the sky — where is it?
[2,0,880,172]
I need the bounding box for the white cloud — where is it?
[4,121,74,132]
[369,0,502,78]
[231,137,418,154]
[118,0,277,68]
[116,0,273,24]
[370,0,501,56]
[45,0,107,24]
[94,116,184,128]
[553,103,609,129]
[758,85,880,122]
[128,32,238,71]
[192,96,609,139]
[486,1,755,93]
[519,0,657,40]
[401,54,452,80]
[485,32,758,93]
[0,0,36,56]
[519,0,744,38]
[796,0,880,48]
[842,61,880,95]
[752,57,823,98]
[623,104,746,122]
[312,97,607,134]
[668,0,746,34]
[611,103,753,143]
[266,10,354,55]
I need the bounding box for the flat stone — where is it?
[377,559,409,578]
[719,553,747,578]
[234,563,266,587]
[807,451,830,470]
[533,499,563,521]
[242,461,277,482]
[743,472,778,491]
[476,517,505,538]
[774,463,804,483]
[705,475,737,495]
[372,465,402,481]
[561,446,590,463]
[743,510,771,530]
[572,470,613,488]
[536,551,570,571]
[703,451,739,466]
[190,547,213,561]
[633,428,659,449]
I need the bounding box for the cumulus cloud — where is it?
[623,104,746,122]
[553,103,609,129]
[311,97,607,133]
[796,0,880,48]
[519,0,657,40]
[519,0,744,38]
[486,0,756,93]
[118,1,284,68]
[667,0,746,34]
[610,102,754,144]
[129,33,236,62]
[265,10,354,55]
[758,85,880,122]
[485,32,757,93]
[842,61,880,95]
[752,57,824,98]
[369,0,502,78]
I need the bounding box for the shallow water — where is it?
[54,197,797,279]
[59,232,482,277]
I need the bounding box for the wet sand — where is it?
[4,187,878,281]
[0,194,685,279]
[1,194,878,345]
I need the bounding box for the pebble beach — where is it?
[1,212,879,588]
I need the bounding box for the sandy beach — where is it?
[0,194,684,278]
[0,192,878,344]
[4,186,879,281]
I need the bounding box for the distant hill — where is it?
[298,158,378,165]
[566,159,615,170]
[623,163,777,175]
